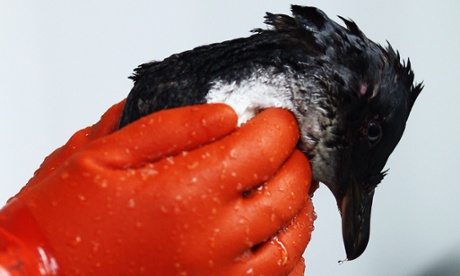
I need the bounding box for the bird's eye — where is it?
[367,120,382,144]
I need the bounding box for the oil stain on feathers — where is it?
[119,5,422,260]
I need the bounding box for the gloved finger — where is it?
[232,150,311,249]
[144,108,300,200]
[20,99,127,191]
[85,99,126,140]
[276,198,314,274]
[288,258,306,276]
[209,150,310,255]
[237,198,314,276]
[42,99,126,169]
[83,103,238,168]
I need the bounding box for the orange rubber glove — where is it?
[0,102,315,275]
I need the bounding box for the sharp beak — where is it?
[339,177,375,260]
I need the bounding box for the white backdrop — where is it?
[1,1,459,275]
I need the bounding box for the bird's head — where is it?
[329,51,423,260]
[118,4,423,261]
[272,6,424,260]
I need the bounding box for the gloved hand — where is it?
[19,99,128,192]
[0,102,315,275]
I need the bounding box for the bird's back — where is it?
[118,17,325,128]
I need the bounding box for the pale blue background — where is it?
[1,1,459,275]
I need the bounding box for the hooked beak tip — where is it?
[339,184,374,261]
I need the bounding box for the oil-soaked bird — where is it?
[118,5,422,260]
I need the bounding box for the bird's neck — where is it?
[205,67,342,185]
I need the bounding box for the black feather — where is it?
[118,5,422,260]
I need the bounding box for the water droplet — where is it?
[70,236,82,247]
[140,168,158,180]
[128,198,135,208]
[100,179,108,188]
[187,162,199,169]
[127,169,136,176]
[338,259,347,265]
[78,194,86,201]
[60,171,69,180]
[92,242,100,252]
[201,151,211,159]
[271,236,288,266]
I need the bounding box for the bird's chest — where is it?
[205,72,295,125]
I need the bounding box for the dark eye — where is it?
[367,120,382,144]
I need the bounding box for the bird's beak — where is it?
[339,177,375,260]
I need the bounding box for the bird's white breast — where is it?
[205,70,295,125]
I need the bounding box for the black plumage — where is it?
[119,5,422,260]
